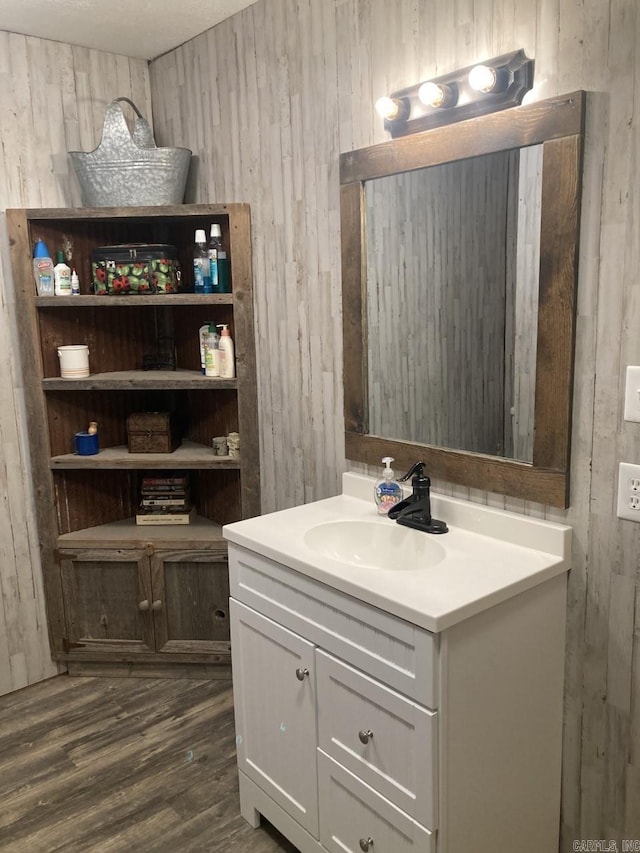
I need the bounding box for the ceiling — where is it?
[0,0,258,60]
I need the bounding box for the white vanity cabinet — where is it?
[228,540,568,853]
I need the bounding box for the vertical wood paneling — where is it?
[0,34,152,697]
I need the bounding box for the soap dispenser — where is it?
[374,457,402,516]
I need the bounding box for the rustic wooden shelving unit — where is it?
[7,204,260,678]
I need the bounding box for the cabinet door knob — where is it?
[358,729,374,744]
[138,599,150,611]
[295,667,309,681]
[359,838,374,851]
[151,600,163,611]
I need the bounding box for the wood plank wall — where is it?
[149,0,640,847]
[0,33,152,695]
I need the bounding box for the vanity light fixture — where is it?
[377,49,534,138]
[375,96,410,122]
[417,82,457,109]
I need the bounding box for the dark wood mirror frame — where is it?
[340,91,585,508]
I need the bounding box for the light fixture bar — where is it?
[380,49,534,138]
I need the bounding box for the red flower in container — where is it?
[95,267,107,283]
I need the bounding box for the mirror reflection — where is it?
[365,145,543,463]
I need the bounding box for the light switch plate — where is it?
[623,366,640,422]
[617,462,640,521]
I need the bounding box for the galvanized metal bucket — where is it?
[69,98,192,207]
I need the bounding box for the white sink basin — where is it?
[303,520,447,571]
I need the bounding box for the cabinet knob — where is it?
[295,667,309,681]
[138,599,150,611]
[358,729,374,745]
[151,600,163,611]
[359,838,374,852]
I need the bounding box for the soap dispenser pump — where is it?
[374,457,403,516]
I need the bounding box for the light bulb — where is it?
[469,64,498,93]
[417,81,457,109]
[375,96,401,120]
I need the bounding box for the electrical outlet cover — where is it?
[623,366,640,422]
[617,462,640,521]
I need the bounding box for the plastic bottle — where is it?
[198,323,212,373]
[217,324,235,379]
[193,229,211,294]
[33,239,54,296]
[207,224,220,292]
[54,250,72,296]
[373,457,403,516]
[208,224,230,293]
[71,270,80,295]
[204,323,220,377]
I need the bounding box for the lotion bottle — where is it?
[373,457,402,516]
[54,250,72,296]
[198,322,213,373]
[217,324,235,379]
[204,323,220,377]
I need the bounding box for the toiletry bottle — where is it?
[204,323,220,377]
[33,239,54,296]
[193,229,211,294]
[216,324,235,379]
[208,224,229,293]
[198,322,213,373]
[71,270,80,295]
[211,225,231,293]
[374,457,403,516]
[54,250,72,296]
[207,224,220,292]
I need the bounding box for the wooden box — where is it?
[127,411,180,453]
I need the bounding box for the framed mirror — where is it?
[340,91,585,508]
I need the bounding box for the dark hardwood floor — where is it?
[0,675,298,852]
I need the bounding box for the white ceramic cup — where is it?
[57,345,90,378]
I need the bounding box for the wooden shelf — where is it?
[36,294,234,307]
[57,514,225,549]
[50,440,240,470]
[8,203,259,673]
[43,369,238,391]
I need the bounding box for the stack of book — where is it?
[135,474,193,525]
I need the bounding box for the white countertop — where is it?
[223,472,571,632]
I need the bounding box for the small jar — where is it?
[212,436,228,456]
[227,431,240,459]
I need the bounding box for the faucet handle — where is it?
[399,461,428,482]
[398,462,431,503]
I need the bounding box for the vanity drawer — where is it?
[229,544,438,706]
[316,650,437,827]
[318,751,435,853]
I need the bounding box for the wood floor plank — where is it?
[0,675,296,852]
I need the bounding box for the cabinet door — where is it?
[230,599,319,837]
[59,548,154,655]
[150,548,231,655]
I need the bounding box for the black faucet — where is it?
[388,462,449,534]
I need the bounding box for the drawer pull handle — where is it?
[295,667,309,681]
[358,729,374,744]
[138,599,150,611]
[359,838,374,851]
[152,600,163,611]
